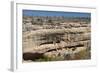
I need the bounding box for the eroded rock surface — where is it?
[22,16,91,61]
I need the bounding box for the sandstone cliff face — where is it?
[22,16,91,62]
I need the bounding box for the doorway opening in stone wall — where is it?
[22,10,91,62]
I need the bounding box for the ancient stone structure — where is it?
[22,16,91,61]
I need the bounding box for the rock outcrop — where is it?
[22,16,91,61]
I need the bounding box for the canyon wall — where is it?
[22,16,91,61]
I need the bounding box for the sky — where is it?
[23,10,91,18]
